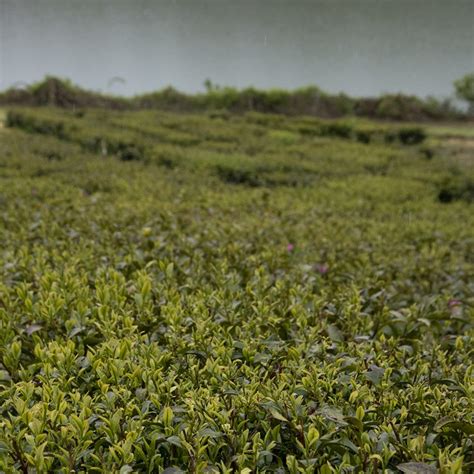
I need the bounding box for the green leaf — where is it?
[25,324,42,335]
[397,462,437,474]
[326,324,344,342]
[365,366,385,386]
[269,408,288,422]
[163,468,185,474]
[166,436,183,448]
[198,428,224,439]
[344,416,363,431]
[434,416,474,434]
[166,262,174,278]
[318,406,347,426]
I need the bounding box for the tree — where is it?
[454,73,474,115]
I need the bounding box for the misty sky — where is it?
[0,0,473,97]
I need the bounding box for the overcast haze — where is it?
[0,0,473,97]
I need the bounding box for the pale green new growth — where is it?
[0,108,472,473]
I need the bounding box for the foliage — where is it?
[0,77,466,122]
[437,176,474,203]
[454,73,474,115]
[0,107,473,472]
[397,128,427,146]
[0,77,130,110]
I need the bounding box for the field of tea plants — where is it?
[0,108,473,473]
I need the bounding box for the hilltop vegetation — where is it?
[0,76,466,122]
[0,107,473,472]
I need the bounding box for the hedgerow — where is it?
[0,108,472,473]
[0,77,466,122]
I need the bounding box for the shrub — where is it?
[267,130,300,145]
[0,107,473,472]
[6,110,67,139]
[215,165,262,186]
[355,130,372,144]
[398,127,426,145]
[117,143,145,161]
[438,177,474,203]
[320,122,353,139]
[0,77,467,121]
[420,147,434,160]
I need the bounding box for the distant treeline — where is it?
[0,76,466,121]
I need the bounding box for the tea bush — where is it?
[437,177,474,203]
[397,128,427,146]
[0,108,472,473]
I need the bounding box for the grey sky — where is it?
[0,0,473,97]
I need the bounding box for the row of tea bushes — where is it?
[0,108,472,471]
